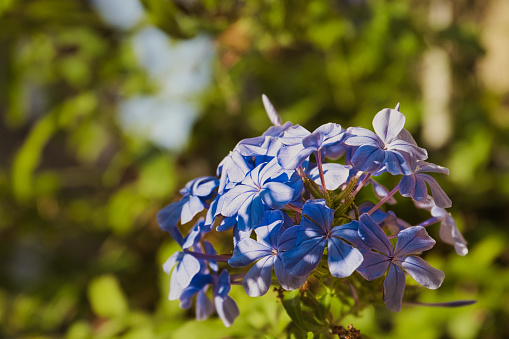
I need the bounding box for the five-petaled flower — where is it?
[357,214,445,312]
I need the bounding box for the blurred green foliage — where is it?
[1,0,508,338]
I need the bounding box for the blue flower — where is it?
[157,176,219,243]
[180,269,240,327]
[415,197,468,256]
[218,158,296,231]
[235,122,294,158]
[282,199,364,278]
[228,210,308,296]
[345,108,427,175]
[356,214,445,312]
[217,150,251,194]
[277,123,346,170]
[162,221,214,302]
[163,251,201,301]
[398,159,452,208]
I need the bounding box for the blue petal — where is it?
[393,226,435,257]
[260,182,295,209]
[397,128,418,145]
[372,108,405,144]
[262,94,283,126]
[191,176,219,197]
[162,252,181,275]
[179,273,211,309]
[214,295,239,327]
[228,238,271,267]
[279,125,311,146]
[309,163,350,190]
[344,127,380,147]
[277,143,314,170]
[166,253,201,300]
[216,216,237,232]
[181,221,203,249]
[214,271,239,327]
[397,256,444,289]
[254,210,284,248]
[387,139,428,161]
[282,237,326,276]
[327,238,364,278]
[435,210,468,256]
[216,270,232,298]
[242,256,276,297]
[351,145,385,173]
[219,185,257,217]
[204,198,219,230]
[262,121,293,137]
[237,121,291,157]
[358,214,393,256]
[383,151,411,176]
[235,136,270,157]
[258,157,287,183]
[287,172,304,201]
[399,174,427,201]
[315,122,343,140]
[383,263,406,312]
[237,194,266,231]
[330,221,368,250]
[323,142,346,159]
[399,175,416,198]
[157,199,185,245]
[233,224,253,247]
[243,161,264,186]
[356,251,390,280]
[217,150,251,193]
[278,225,300,252]
[384,264,405,312]
[420,174,452,208]
[300,199,333,235]
[196,289,214,320]
[415,160,449,175]
[181,195,206,225]
[274,256,309,290]
[302,131,323,149]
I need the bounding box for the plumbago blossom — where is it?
[157,96,473,333]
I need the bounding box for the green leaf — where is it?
[282,290,307,331]
[12,110,58,202]
[317,292,332,321]
[87,275,128,318]
[137,156,177,198]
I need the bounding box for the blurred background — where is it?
[1,0,508,338]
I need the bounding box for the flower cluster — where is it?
[157,96,468,327]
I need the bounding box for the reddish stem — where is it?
[315,150,328,196]
[183,250,232,262]
[368,185,399,215]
